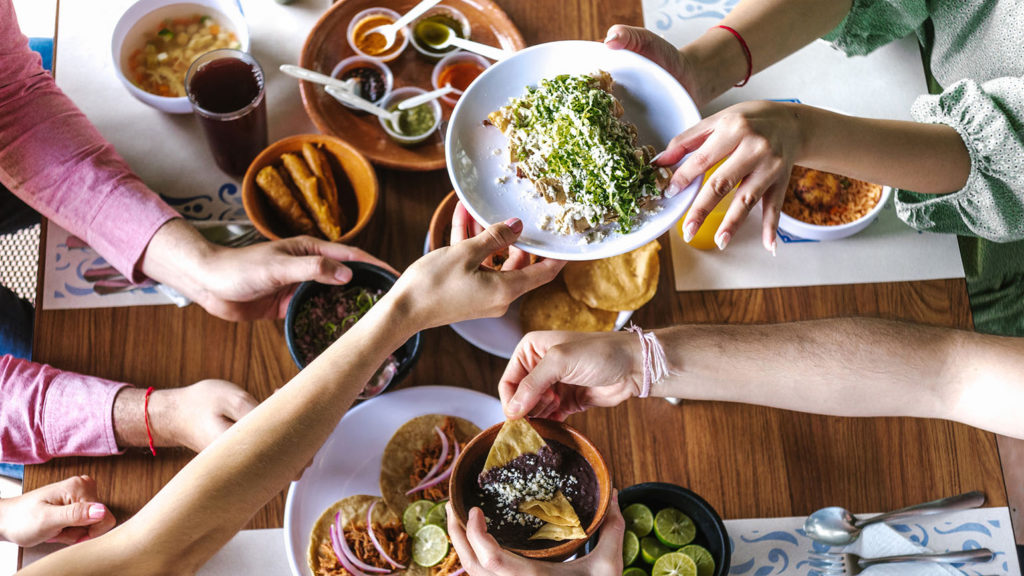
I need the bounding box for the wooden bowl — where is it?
[299,0,525,171]
[241,134,378,243]
[449,418,612,561]
[428,190,459,252]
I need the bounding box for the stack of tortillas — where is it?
[520,241,660,332]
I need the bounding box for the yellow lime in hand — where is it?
[679,158,738,251]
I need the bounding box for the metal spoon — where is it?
[324,84,403,133]
[363,0,443,52]
[279,64,356,93]
[424,25,513,61]
[804,490,985,546]
[397,85,457,110]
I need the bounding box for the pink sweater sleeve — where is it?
[0,355,128,465]
[0,4,178,281]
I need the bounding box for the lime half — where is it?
[412,524,450,567]
[403,500,435,536]
[623,503,655,538]
[640,535,672,565]
[680,544,715,576]
[623,568,648,576]
[622,529,640,566]
[654,508,696,548]
[425,501,448,527]
[652,551,697,576]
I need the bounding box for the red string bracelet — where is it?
[715,25,752,87]
[144,387,157,456]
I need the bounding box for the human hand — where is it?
[0,475,115,547]
[446,490,626,576]
[451,201,533,271]
[501,331,642,420]
[654,100,804,252]
[390,217,564,330]
[150,379,259,453]
[603,25,708,107]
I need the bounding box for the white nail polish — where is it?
[770,240,777,257]
[665,182,681,198]
[650,151,665,164]
[715,231,731,251]
[682,222,697,243]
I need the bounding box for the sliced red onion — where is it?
[410,439,461,493]
[449,569,466,576]
[405,426,450,496]
[333,511,390,574]
[367,500,406,569]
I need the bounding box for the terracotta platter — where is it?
[300,0,525,171]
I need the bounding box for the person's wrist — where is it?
[145,389,183,448]
[140,219,220,302]
[681,27,751,106]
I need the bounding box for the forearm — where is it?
[139,218,219,299]
[682,0,853,104]
[110,387,185,449]
[797,105,970,194]
[651,318,1024,438]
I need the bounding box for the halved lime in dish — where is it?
[652,551,697,576]
[680,544,715,576]
[412,524,450,567]
[403,500,435,536]
[653,507,696,548]
[623,529,640,566]
[623,568,649,576]
[640,535,672,564]
[425,501,448,527]
[623,503,655,537]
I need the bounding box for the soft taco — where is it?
[308,494,424,576]
[380,414,481,515]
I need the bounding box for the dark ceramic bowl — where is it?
[449,418,613,561]
[283,262,421,399]
[586,482,730,575]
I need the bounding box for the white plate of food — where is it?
[283,386,505,576]
[446,40,701,261]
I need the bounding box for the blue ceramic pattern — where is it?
[724,513,1019,576]
[650,0,741,30]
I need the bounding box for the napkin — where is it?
[841,523,962,576]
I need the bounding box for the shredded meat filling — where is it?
[409,417,460,502]
[314,522,411,576]
[433,547,463,576]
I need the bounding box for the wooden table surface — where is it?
[28,0,1007,538]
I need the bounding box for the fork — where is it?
[809,548,993,574]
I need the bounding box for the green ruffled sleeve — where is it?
[823,0,928,56]
[895,77,1024,242]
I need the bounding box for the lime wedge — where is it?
[623,529,640,566]
[403,500,435,536]
[623,568,648,576]
[654,508,696,548]
[652,551,697,576]
[412,524,450,567]
[623,503,654,538]
[425,501,448,527]
[640,535,672,565]
[680,544,715,576]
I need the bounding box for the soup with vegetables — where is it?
[127,14,241,97]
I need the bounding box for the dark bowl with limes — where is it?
[587,482,730,576]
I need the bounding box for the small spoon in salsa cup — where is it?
[364,0,443,52]
[424,25,514,61]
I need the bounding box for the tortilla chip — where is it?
[482,418,547,474]
[519,491,581,527]
[563,241,660,311]
[380,415,481,516]
[529,522,587,541]
[520,278,617,333]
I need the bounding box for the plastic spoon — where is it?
[279,64,355,93]
[425,25,513,61]
[363,0,443,52]
[804,490,985,546]
[397,85,458,110]
[324,84,403,132]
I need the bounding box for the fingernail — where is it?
[716,231,731,250]
[504,217,523,233]
[334,267,352,283]
[507,400,522,417]
[682,222,699,243]
[770,240,777,257]
[649,151,665,164]
[604,29,619,43]
[89,504,105,520]
[665,182,681,198]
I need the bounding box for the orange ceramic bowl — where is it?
[241,134,378,243]
[448,418,612,561]
[428,190,459,252]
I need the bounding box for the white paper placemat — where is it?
[642,0,966,291]
[43,0,327,310]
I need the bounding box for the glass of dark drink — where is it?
[185,49,268,177]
